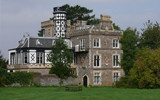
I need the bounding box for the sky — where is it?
[0,0,160,59]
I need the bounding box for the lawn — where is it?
[0,86,160,100]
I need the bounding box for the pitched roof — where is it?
[18,37,57,48]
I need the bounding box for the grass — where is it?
[0,86,160,100]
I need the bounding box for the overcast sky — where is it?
[0,0,160,59]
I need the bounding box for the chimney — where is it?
[100,14,113,31]
[100,14,112,23]
[76,20,87,26]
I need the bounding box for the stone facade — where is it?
[8,14,124,86]
[33,73,79,86]
[41,20,54,37]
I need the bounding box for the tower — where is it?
[53,6,66,38]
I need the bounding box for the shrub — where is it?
[0,68,33,87]
[11,72,33,85]
[114,76,129,88]
[0,68,12,86]
[115,48,160,89]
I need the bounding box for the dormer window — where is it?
[52,40,55,46]
[36,39,42,46]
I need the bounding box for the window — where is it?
[93,38,100,48]
[113,55,120,67]
[37,52,43,63]
[94,55,100,67]
[113,72,120,82]
[24,52,28,64]
[80,39,85,51]
[10,53,15,64]
[113,39,119,48]
[94,72,101,84]
[48,29,50,35]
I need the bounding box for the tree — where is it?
[120,27,138,75]
[129,48,160,88]
[38,29,43,37]
[87,18,100,25]
[50,4,98,25]
[138,21,160,49]
[0,51,8,69]
[113,23,121,30]
[48,39,73,86]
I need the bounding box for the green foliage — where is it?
[48,39,73,80]
[113,23,121,30]
[129,48,160,88]
[11,72,33,85]
[0,68,33,87]
[114,76,130,88]
[0,51,8,69]
[87,18,100,25]
[38,29,43,37]
[49,62,72,79]
[0,68,12,86]
[138,21,160,49]
[62,4,96,25]
[116,48,160,89]
[120,27,138,75]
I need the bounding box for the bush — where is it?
[0,68,33,87]
[0,68,12,86]
[115,48,160,89]
[114,76,129,88]
[11,72,33,85]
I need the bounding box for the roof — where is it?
[11,36,72,51]
[17,36,57,48]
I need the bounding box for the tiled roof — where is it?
[18,37,56,48]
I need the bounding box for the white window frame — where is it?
[37,52,43,64]
[45,50,51,64]
[113,72,120,83]
[10,53,16,64]
[93,54,101,68]
[24,52,28,64]
[112,54,120,68]
[80,39,85,51]
[94,72,101,85]
[113,39,119,48]
[93,38,100,48]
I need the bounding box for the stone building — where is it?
[8,6,124,86]
[69,15,124,86]
[41,20,54,37]
[8,36,72,74]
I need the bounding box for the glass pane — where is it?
[97,56,99,66]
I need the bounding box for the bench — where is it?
[65,86,82,91]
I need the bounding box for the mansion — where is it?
[8,7,124,86]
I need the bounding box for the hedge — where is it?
[0,68,33,87]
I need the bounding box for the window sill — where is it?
[93,66,101,68]
[112,47,119,49]
[93,47,101,48]
[113,66,121,68]
[93,83,101,85]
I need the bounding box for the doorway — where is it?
[83,76,88,87]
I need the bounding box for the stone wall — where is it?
[33,73,79,86]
